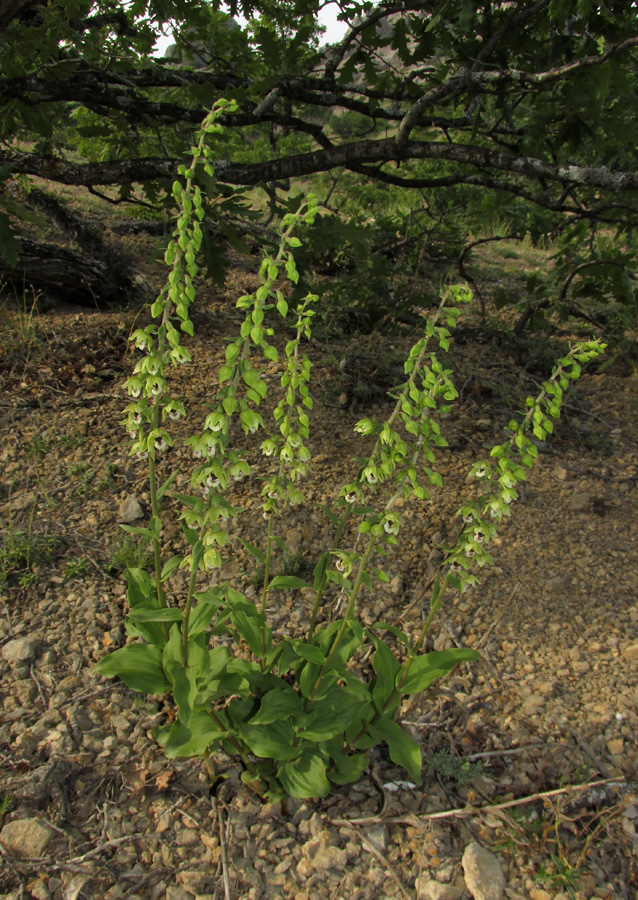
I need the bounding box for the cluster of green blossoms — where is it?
[323,318,605,616]
[447,340,606,592]
[123,102,232,465]
[123,97,320,577]
[323,288,471,593]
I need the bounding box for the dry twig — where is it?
[330,777,626,828]
[341,821,413,900]
[213,797,232,900]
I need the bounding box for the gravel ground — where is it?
[0,289,637,900]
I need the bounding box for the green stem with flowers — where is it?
[95,99,606,802]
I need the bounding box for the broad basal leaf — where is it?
[162,710,227,759]
[370,636,401,711]
[368,716,422,781]
[248,687,305,725]
[95,644,170,694]
[299,682,373,741]
[277,746,330,798]
[399,648,480,695]
[235,718,298,761]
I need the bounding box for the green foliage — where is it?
[2,0,638,340]
[428,748,486,784]
[535,854,583,900]
[0,524,64,588]
[106,535,153,573]
[95,108,605,800]
[0,286,51,380]
[62,556,90,582]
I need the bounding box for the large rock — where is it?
[462,842,505,900]
[117,496,144,523]
[1,637,42,666]
[0,817,54,857]
[301,831,347,871]
[567,491,592,512]
[416,877,464,900]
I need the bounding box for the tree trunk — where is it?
[0,237,139,306]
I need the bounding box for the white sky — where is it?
[154,2,349,55]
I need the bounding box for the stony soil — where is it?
[0,278,637,900]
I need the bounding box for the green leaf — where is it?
[0,212,19,266]
[320,505,340,526]
[188,600,220,638]
[194,584,228,605]
[162,621,184,683]
[290,640,325,665]
[313,552,329,590]
[368,716,422,781]
[299,682,373,741]
[0,196,47,228]
[277,746,330,798]
[157,471,177,500]
[231,609,265,657]
[181,521,199,546]
[268,575,313,590]
[125,568,155,607]
[370,622,414,654]
[127,607,184,623]
[95,644,170,694]
[162,710,227,759]
[326,744,369,785]
[347,619,365,649]
[370,637,401,711]
[171,662,198,725]
[192,540,204,572]
[233,715,298,760]
[120,525,154,539]
[399,649,480,695]
[161,555,183,581]
[248,688,304,725]
[299,664,338,701]
[237,537,266,564]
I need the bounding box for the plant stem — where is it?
[209,708,250,769]
[260,515,275,617]
[147,450,165,609]
[258,515,275,669]
[309,534,376,701]
[181,552,200,667]
[307,506,351,640]
[411,574,447,653]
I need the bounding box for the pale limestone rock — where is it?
[0,818,54,857]
[1,637,42,666]
[462,842,505,900]
[118,495,144,523]
[165,888,195,900]
[567,492,591,511]
[529,890,553,900]
[607,738,624,755]
[416,877,464,900]
[301,831,347,871]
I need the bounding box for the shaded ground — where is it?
[0,268,637,900]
